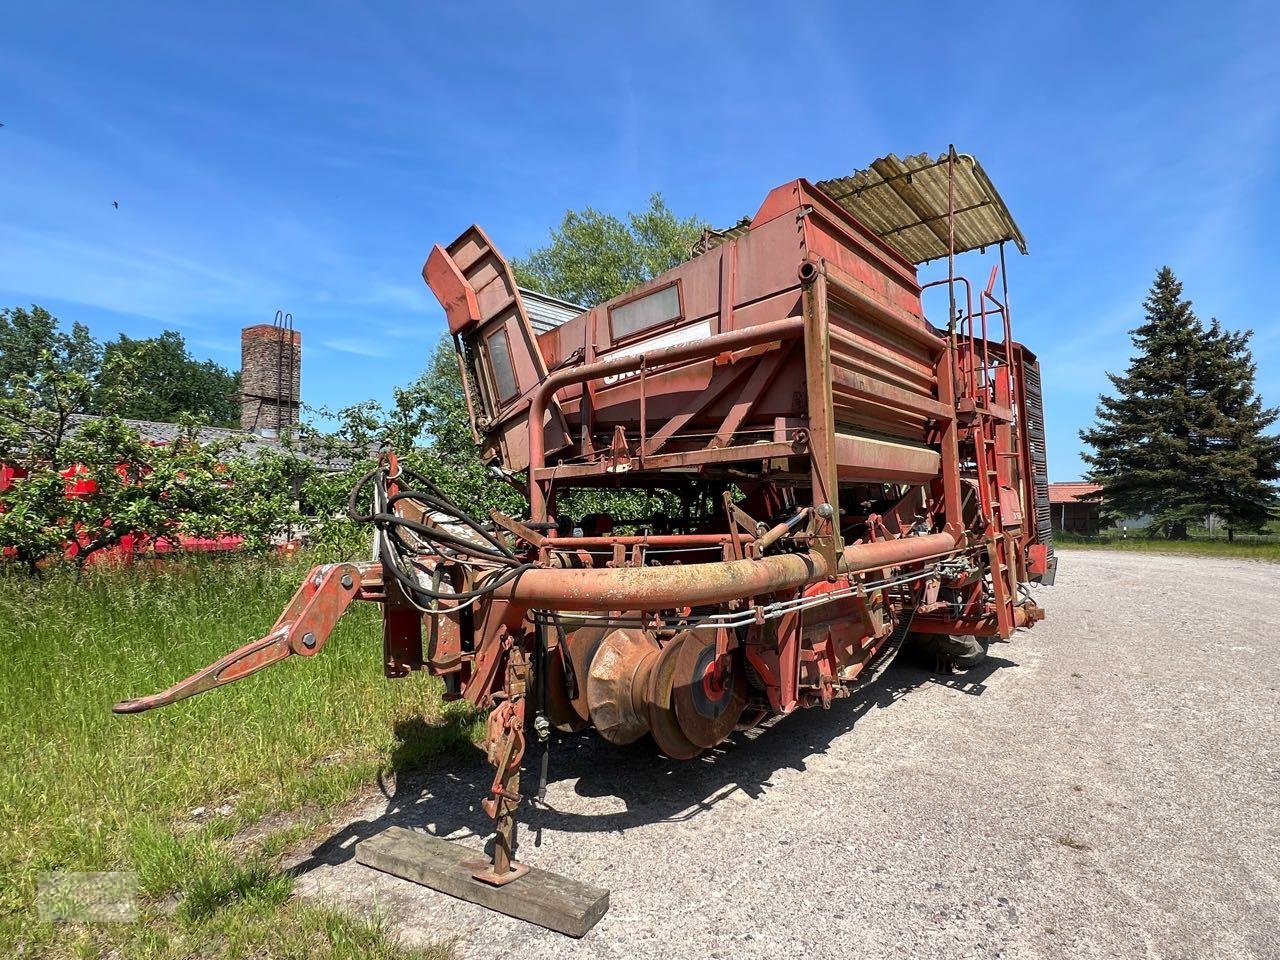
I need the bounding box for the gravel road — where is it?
[292,549,1280,959]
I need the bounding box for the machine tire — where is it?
[905,632,988,670]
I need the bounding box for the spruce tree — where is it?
[1081,267,1279,538]
[1196,319,1280,539]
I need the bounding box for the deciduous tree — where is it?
[97,330,241,426]
[511,194,705,306]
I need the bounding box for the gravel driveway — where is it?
[293,549,1280,959]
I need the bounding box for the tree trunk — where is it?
[1168,520,1189,540]
[1227,527,1235,543]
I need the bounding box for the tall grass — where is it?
[0,555,474,958]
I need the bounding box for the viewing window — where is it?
[608,282,682,341]
[485,326,520,404]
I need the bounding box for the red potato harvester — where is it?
[115,148,1054,903]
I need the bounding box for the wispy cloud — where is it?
[380,322,431,340]
[321,337,390,358]
[191,337,238,355]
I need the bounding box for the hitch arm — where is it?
[113,562,370,714]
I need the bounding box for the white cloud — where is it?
[321,337,389,358]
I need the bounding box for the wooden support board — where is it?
[356,827,610,938]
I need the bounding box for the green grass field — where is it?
[0,555,476,959]
[1054,534,1280,562]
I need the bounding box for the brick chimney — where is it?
[240,324,301,433]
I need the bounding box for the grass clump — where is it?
[0,553,475,958]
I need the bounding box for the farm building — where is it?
[1048,482,1102,534]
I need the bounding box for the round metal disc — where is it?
[543,640,587,733]
[566,626,609,724]
[645,634,703,761]
[586,628,659,745]
[672,631,747,748]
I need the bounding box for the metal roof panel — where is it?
[696,150,1026,267]
[816,151,1027,265]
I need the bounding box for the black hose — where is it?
[374,511,519,566]
[378,531,534,602]
[346,464,385,523]
[347,460,531,608]
[393,468,516,559]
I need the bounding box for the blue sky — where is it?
[3,2,1277,480]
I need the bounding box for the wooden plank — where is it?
[355,827,609,938]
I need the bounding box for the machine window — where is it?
[485,326,520,403]
[609,283,682,341]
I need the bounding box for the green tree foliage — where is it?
[0,306,100,399]
[0,305,240,425]
[98,330,241,427]
[1196,318,1280,536]
[511,193,706,306]
[1081,267,1280,539]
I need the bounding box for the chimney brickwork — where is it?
[240,324,301,432]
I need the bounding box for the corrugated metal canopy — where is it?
[696,151,1026,267]
[521,287,586,333]
[817,151,1026,265]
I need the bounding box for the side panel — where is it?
[1019,351,1055,582]
[423,227,569,470]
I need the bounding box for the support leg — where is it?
[471,644,532,886]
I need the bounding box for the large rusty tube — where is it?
[527,316,806,521]
[502,532,958,612]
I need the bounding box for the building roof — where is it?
[1047,482,1102,505]
[66,415,368,472]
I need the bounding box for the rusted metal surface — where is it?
[671,629,748,749]
[523,315,806,522]
[646,635,704,761]
[584,628,658,745]
[497,532,957,612]
[116,150,1053,910]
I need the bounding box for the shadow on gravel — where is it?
[290,652,1018,877]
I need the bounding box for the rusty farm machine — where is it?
[116,148,1054,932]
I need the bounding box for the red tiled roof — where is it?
[1047,482,1102,504]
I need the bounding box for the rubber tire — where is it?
[905,632,987,669]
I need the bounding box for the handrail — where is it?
[921,275,973,401]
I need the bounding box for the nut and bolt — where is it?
[302,632,317,649]
[340,574,354,589]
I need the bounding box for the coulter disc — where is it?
[543,639,588,733]
[672,631,747,749]
[645,634,703,761]
[586,628,659,745]
[566,626,609,724]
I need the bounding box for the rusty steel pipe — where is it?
[527,316,806,521]
[501,532,957,612]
